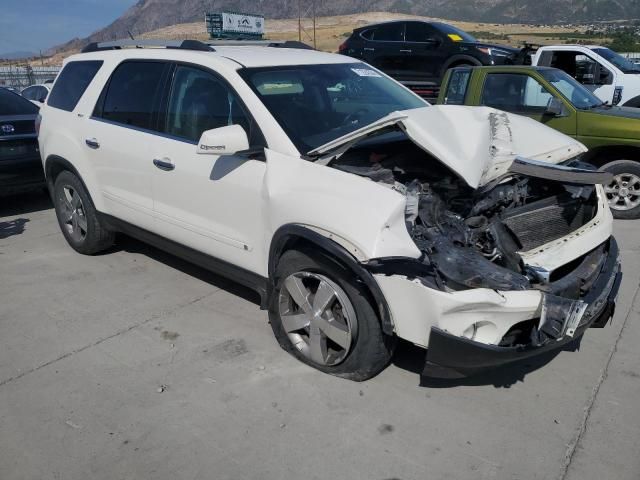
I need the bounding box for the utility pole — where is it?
[298,0,302,42]
[312,0,316,49]
[297,0,317,48]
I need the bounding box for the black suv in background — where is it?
[0,88,43,194]
[339,21,520,97]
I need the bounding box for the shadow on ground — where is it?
[0,190,52,217]
[0,218,30,239]
[392,337,584,388]
[111,234,262,306]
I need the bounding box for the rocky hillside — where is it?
[51,0,640,53]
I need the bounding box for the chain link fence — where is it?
[0,64,61,90]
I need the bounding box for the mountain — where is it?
[51,0,640,53]
[0,51,37,60]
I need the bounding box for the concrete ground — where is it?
[1,191,638,480]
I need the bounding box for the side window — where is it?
[360,29,374,40]
[405,23,441,43]
[443,69,471,105]
[373,23,404,42]
[95,61,167,130]
[22,87,36,100]
[36,86,48,102]
[48,60,102,111]
[548,51,609,85]
[481,73,553,113]
[163,65,258,144]
[575,54,602,84]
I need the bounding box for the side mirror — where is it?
[597,66,613,85]
[544,97,565,117]
[197,125,249,155]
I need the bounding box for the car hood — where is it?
[590,105,640,120]
[308,105,588,188]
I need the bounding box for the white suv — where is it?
[39,40,621,380]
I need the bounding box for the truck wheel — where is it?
[269,249,395,381]
[53,170,114,254]
[602,160,640,219]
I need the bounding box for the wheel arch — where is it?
[268,224,394,335]
[582,145,640,168]
[44,154,103,211]
[621,95,640,108]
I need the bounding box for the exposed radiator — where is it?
[501,195,597,252]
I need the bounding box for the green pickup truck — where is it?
[437,65,640,219]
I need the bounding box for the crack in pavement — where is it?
[0,292,215,389]
[558,282,640,480]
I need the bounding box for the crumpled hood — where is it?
[310,105,588,188]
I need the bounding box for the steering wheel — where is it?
[342,109,369,126]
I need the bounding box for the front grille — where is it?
[501,194,597,251]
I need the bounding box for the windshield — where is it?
[592,47,640,74]
[0,88,39,115]
[238,63,426,153]
[540,69,603,109]
[433,23,477,42]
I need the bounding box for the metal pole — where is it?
[298,0,302,42]
[312,0,316,49]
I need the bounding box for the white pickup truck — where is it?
[532,45,640,107]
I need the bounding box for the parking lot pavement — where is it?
[0,191,638,480]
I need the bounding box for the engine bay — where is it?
[331,137,599,291]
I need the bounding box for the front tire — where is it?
[601,160,640,219]
[53,170,114,254]
[269,249,395,381]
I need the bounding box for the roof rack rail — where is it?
[81,39,214,53]
[204,39,314,50]
[81,39,314,54]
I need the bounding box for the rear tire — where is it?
[601,160,640,219]
[269,249,395,381]
[53,170,114,254]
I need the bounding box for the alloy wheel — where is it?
[58,185,88,242]
[278,272,356,366]
[605,173,640,211]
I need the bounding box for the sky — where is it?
[0,0,138,54]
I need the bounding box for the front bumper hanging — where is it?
[423,239,622,379]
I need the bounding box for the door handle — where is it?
[85,138,100,149]
[153,158,175,171]
[364,47,375,52]
[400,49,412,53]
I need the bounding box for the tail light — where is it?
[35,113,42,136]
[338,41,348,54]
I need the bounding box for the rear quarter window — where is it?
[48,60,103,112]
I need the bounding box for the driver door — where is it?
[480,72,577,137]
[150,64,268,273]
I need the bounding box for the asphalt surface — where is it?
[1,191,638,480]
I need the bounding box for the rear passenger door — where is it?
[149,63,268,273]
[403,22,448,82]
[364,23,406,80]
[88,60,170,231]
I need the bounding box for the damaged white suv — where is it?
[38,40,621,380]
